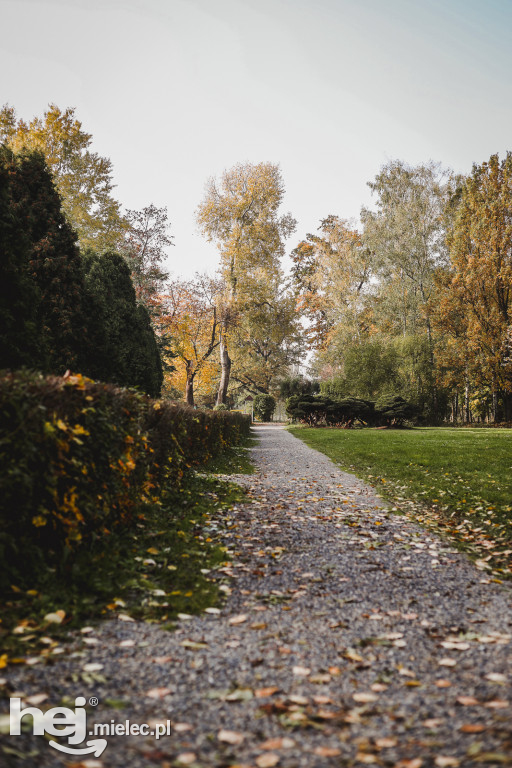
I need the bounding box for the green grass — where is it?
[0,442,254,662]
[289,426,512,574]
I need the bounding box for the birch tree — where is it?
[196,162,295,404]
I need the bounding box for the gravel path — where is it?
[2,424,512,768]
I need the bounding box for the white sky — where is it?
[2,0,511,278]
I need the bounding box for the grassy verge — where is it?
[289,425,512,578]
[0,442,253,665]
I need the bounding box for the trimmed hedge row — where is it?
[0,370,251,586]
[286,394,418,427]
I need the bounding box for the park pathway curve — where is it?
[2,424,512,768]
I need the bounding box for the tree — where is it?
[291,216,374,358]
[0,147,42,368]
[82,251,163,397]
[230,276,303,396]
[434,153,512,420]
[196,162,296,404]
[361,160,451,341]
[1,103,126,252]
[121,204,173,313]
[160,275,220,406]
[0,146,89,373]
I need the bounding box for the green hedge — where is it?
[286,393,418,427]
[0,370,251,587]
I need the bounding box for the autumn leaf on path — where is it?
[218,729,245,745]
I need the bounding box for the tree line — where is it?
[291,157,512,423]
[1,103,511,422]
[0,105,171,397]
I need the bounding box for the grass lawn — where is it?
[289,426,512,574]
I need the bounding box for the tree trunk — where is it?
[185,361,195,407]
[464,381,471,423]
[216,334,231,406]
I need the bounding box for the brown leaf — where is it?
[375,737,397,748]
[255,686,280,698]
[259,738,294,750]
[456,696,479,706]
[314,747,341,757]
[255,754,280,768]
[460,724,486,733]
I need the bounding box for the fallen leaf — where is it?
[438,658,457,667]
[260,738,295,750]
[176,754,196,766]
[460,724,486,733]
[145,687,171,699]
[173,723,193,733]
[225,688,253,702]
[180,640,208,650]
[440,641,470,651]
[355,754,378,764]
[43,610,66,624]
[434,758,460,768]
[287,694,308,705]
[255,687,280,698]
[83,663,103,672]
[256,754,279,768]
[204,607,221,615]
[312,695,332,705]
[228,614,248,625]
[353,692,378,703]
[218,729,245,745]
[375,737,397,748]
[24,694,48,706]
[435,679,452,688]
[292,665,311,677]
[485,672,507,683]
[423,718,443,728]
[456,696,479,706]
[484,699,509,708]
[314,747,341,757]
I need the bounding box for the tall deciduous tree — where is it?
[361,160,451,341]
[291,216,373,355]
[121,204,173,313]
[196,162,296,404]
[160,275,220,406]
[230,273,303,396]
[1,103,126,251]
[435,153,512,419]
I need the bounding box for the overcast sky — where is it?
[2,0,511,277]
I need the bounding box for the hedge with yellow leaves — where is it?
[0,370,251,586]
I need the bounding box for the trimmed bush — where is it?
[286,393,416,428]
[0,370,250,588]
[253,394,276,421]
[374,394,418,426]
